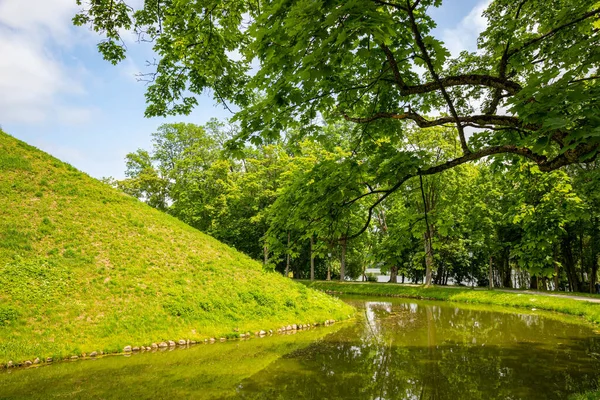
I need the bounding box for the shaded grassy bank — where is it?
[0,131,353,365]
[301,281,600,326]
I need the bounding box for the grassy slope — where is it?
[302,281,600,326]
[0,131,353,364]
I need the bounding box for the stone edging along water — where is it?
[2,319,342,370]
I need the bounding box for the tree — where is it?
[76,1,600,216]
[264,138,369,281]
[81,1,600,288]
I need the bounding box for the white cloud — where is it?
[0,0,95,125]
[0,0,76,39]
[442,0,491,57]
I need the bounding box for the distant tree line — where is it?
[107,120,600,293]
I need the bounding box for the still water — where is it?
[1,296,599,399]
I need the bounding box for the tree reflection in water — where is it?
[235,298,600,400]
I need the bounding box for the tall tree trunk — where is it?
[530,275,538,290]
[284,232,291,277]
[489,256,494,290]
[263,243,269,267]
[580,222,585,286]
[424,230,434,286]
[389,266,398,283]
[434,264,444,285]
[554,261,560,292]
[420,174,434,287]
[326,242,331,281]
[340,237,347,282]
[590,216,598,293]
[562,230,579,292]
[310,236,315,281]
[502,251,512,288]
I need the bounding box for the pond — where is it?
[1,296,599,399]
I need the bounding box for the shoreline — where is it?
[1,318,344,371]
[302,281,600,327]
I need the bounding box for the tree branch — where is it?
[343,112,537,130]
[406,1,470,154]
[347,143,549,239]
[508,8,600,58]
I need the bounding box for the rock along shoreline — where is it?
[2,319,342,370]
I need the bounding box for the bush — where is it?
[366,273,378,282]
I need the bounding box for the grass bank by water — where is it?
[302,281,600,326]
[0,131,353,365]
[0,324,344,399]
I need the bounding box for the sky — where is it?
[0,0,487,180]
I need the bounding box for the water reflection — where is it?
[235,298,600,400]
[1,298,598,399]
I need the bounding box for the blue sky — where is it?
[0,0,486,179]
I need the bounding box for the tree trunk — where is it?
[489,256,494,290]
[340,237,347,282]
[502,252,512,288]
[590,216,598,293]
[326,242,331,281]
[554,261,560,292]
[389,266,398,283]
[562,231,579,292]
[424,231,434,286]
[530,275,538,290]
[434,264,444,285]
[284,232,291,277]
[579,222,585,286]
[310,236,315,281]
[263,243,269,267]
[590,249,598,294]
[419,174,434,287]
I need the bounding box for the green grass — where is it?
[0,131,353,365]
[301,281,600,327]
[0,324,344,399]
[571,391,600,400]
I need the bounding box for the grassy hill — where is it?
[0,130,353,364]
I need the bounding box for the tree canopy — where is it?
[78,0,600,288]
[76,0,599,231]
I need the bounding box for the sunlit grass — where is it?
[0,131,353,364]
[303,281,600,326]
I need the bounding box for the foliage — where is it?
[76,0,600,174]
[76,0,600,291]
